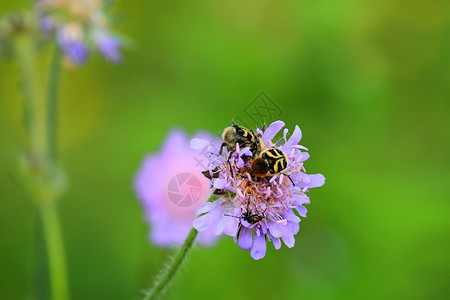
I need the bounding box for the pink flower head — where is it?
[191,121,325,260]
[134,129,221,247]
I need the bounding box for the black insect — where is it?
[241,209,264,224]
[224,200,265,225]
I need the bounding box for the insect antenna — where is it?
[224,213,240,219]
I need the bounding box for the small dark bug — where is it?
[241,209,264,224]
[225,200,267,242]
[224,200,265,225]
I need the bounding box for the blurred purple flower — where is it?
[56,24,87,65]
[92,30,122,63]
[39,15,54,34]
[36,0,123,65]
[191,121,325,260]
[134,129,221,247]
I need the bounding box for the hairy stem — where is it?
[143,195,217,300]
[14,33,45,158]
[144,227,198,300]
[46,45,62,159]
[15,33,69,300]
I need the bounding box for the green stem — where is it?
[14,33,45,157]
[15,33,69,300]
[46,45,62,159]
[144,195,217,300]
[144,227,199,300]
[143,195,217,300]
[43,44,68,300]
[39,203,69,300]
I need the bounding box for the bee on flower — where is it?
[191,120,325,260]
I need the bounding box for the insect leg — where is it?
[219,142,227,155]
[227,150,234,176]
[236,223,242,242]
[286,174,295,186]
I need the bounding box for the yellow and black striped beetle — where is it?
[219,121,262,157]
[250,148,295,185]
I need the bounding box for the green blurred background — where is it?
[1,0,449,299]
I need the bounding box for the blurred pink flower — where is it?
[134,129,220,247]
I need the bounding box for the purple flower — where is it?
[191,121,325,260]
[36,0,123,65]
[57,23,87,65]
[91,30,122,63]
[134,129,221,247]
[39,15,55,34]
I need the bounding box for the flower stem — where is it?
[14,32,45,158]
[47,45,62,159]
[144,227,199,300]
[14,31,69,300]
[143,195,217,300]
[39,203,69,300]
[41,47,69,300]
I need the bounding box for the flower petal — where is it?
[296,173,326,188]
[224,217,239,236]
[283,210,301,223]
[238,227,253,250]
[240,147,252,157]
[213,178,232,190]
[190,138,211,150]
[268,221,282,238]
[268,232,282,250]
[293,194,310,205]
[307,174,326,188]
[298,172,325,188]
[251,234,267,260]
[192,214,214,232]
[196,202,214,214]
[285,125,302,148]
[236,157,244,168]
[262,120,285,142]
[93,30,122,63]
[299,152,310,162]
[283,128,289,143]
[287,220,300,235]
[280,225,295,248]
[272,237,281,250]
[214,216,227,236]
[295,205,308,217]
